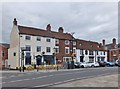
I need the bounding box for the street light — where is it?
[21,47,26,72]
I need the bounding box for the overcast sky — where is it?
[1,2,118,44]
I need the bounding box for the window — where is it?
[25,36,31,40]
[96,51,98,55]
[37,46,41,52]
[80,49,83,55]
[73,41,76,45]
[56,39,59,44]
[73,49,76,54]
[89,57,94,62]
[13,52,16,56]
[65,40,69,45]
[2,51,4,57]
[104,52,105,55]
[55,48,59,53]
[46,38,51,42]
[85,50,88,55]
[26,45,31,51]
[25,52,31,65]
[36,36,41,41]
[65,47,69,54]
[89,50,94,55]
[46,47,51,52]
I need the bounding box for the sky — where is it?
[1,1,118,44]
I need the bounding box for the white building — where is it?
[8,19,57,69]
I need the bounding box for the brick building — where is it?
[8,18,106,69]
[106,38,120,62]
[0,43,10,69]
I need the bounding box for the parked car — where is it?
[80,62,99,68]
[115,60,120,67]
[104,61,115,67]
[98,61,106,67]
[74,62,81,68]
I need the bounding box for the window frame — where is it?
[25,35,31,40]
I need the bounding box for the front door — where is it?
[36,55,42,65]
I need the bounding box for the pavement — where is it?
[1,67,119,88]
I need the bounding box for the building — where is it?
[106,38,120,62]
[76,39,107,63]
[8,18,107,69]
[0,43,10,69]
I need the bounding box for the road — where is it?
[1,67,118,88]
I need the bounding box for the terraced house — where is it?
[8,18,107,69]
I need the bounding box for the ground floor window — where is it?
[44,55,55,65]
[36,55,42,65]
[89,57,94,62]
[25,53,31,65]
[80,56,84,62]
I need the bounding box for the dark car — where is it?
[98,61,106,67]
[74,62,81,68]
[105,61,115,67]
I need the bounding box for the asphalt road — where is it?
[1,67,118,88]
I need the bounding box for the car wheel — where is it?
[91,65,95,68]
[81,65,84,68]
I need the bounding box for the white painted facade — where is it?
[76,49,107,63]
[8,25,56,69]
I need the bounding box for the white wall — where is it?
[19,34,56,66]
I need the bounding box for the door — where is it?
[36,55,42,65]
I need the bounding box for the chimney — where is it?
[58,27,64,33]
[13,18,17,25]
[102,39,105,46]
[46,24,51,31]
[112,38,116,48]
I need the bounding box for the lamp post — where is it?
[21,47,26,72]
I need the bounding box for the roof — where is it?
[0,43,10,48]
[18,25,73,40]
[76,39,106,51]
[105,43,119,50]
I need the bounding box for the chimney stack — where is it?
[58,27,64,33]
[102,39,105,46]
[46,24,51,31]
[13,18,17,25]
[112,38,116,48]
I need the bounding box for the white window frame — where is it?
[36,36,41,41]
[55,39,59,44]
[65,40,69,45]
[73,41,76,45]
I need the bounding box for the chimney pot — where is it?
[13,18,17,25]
[46,24,51,31]
[58,27,64,33]
[102,39,105,46]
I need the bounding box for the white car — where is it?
[80,62,99,68]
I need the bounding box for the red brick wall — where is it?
[0,45,8,69]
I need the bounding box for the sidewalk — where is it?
[52,74,119,87]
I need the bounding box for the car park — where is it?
[80,62,99,68]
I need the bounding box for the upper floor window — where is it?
[36,36,41,41]
[73,48,76,54]
[89,50,94,55]
[13,52,16,56]
[65,47,69,54]
[65,40,69,45]
[55,39,59,44]
[25,36,31,40]
[55,48,59,53]
[104,51,105,55]
[46,47,51,53]
[37,46,41,52]
[73,41,76,45]
[26,45,31,51]
[46,38,51,42]
[2,51,4,57]
[80,49,83,55]
[85,50,88,55]
[96,51,98,55]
